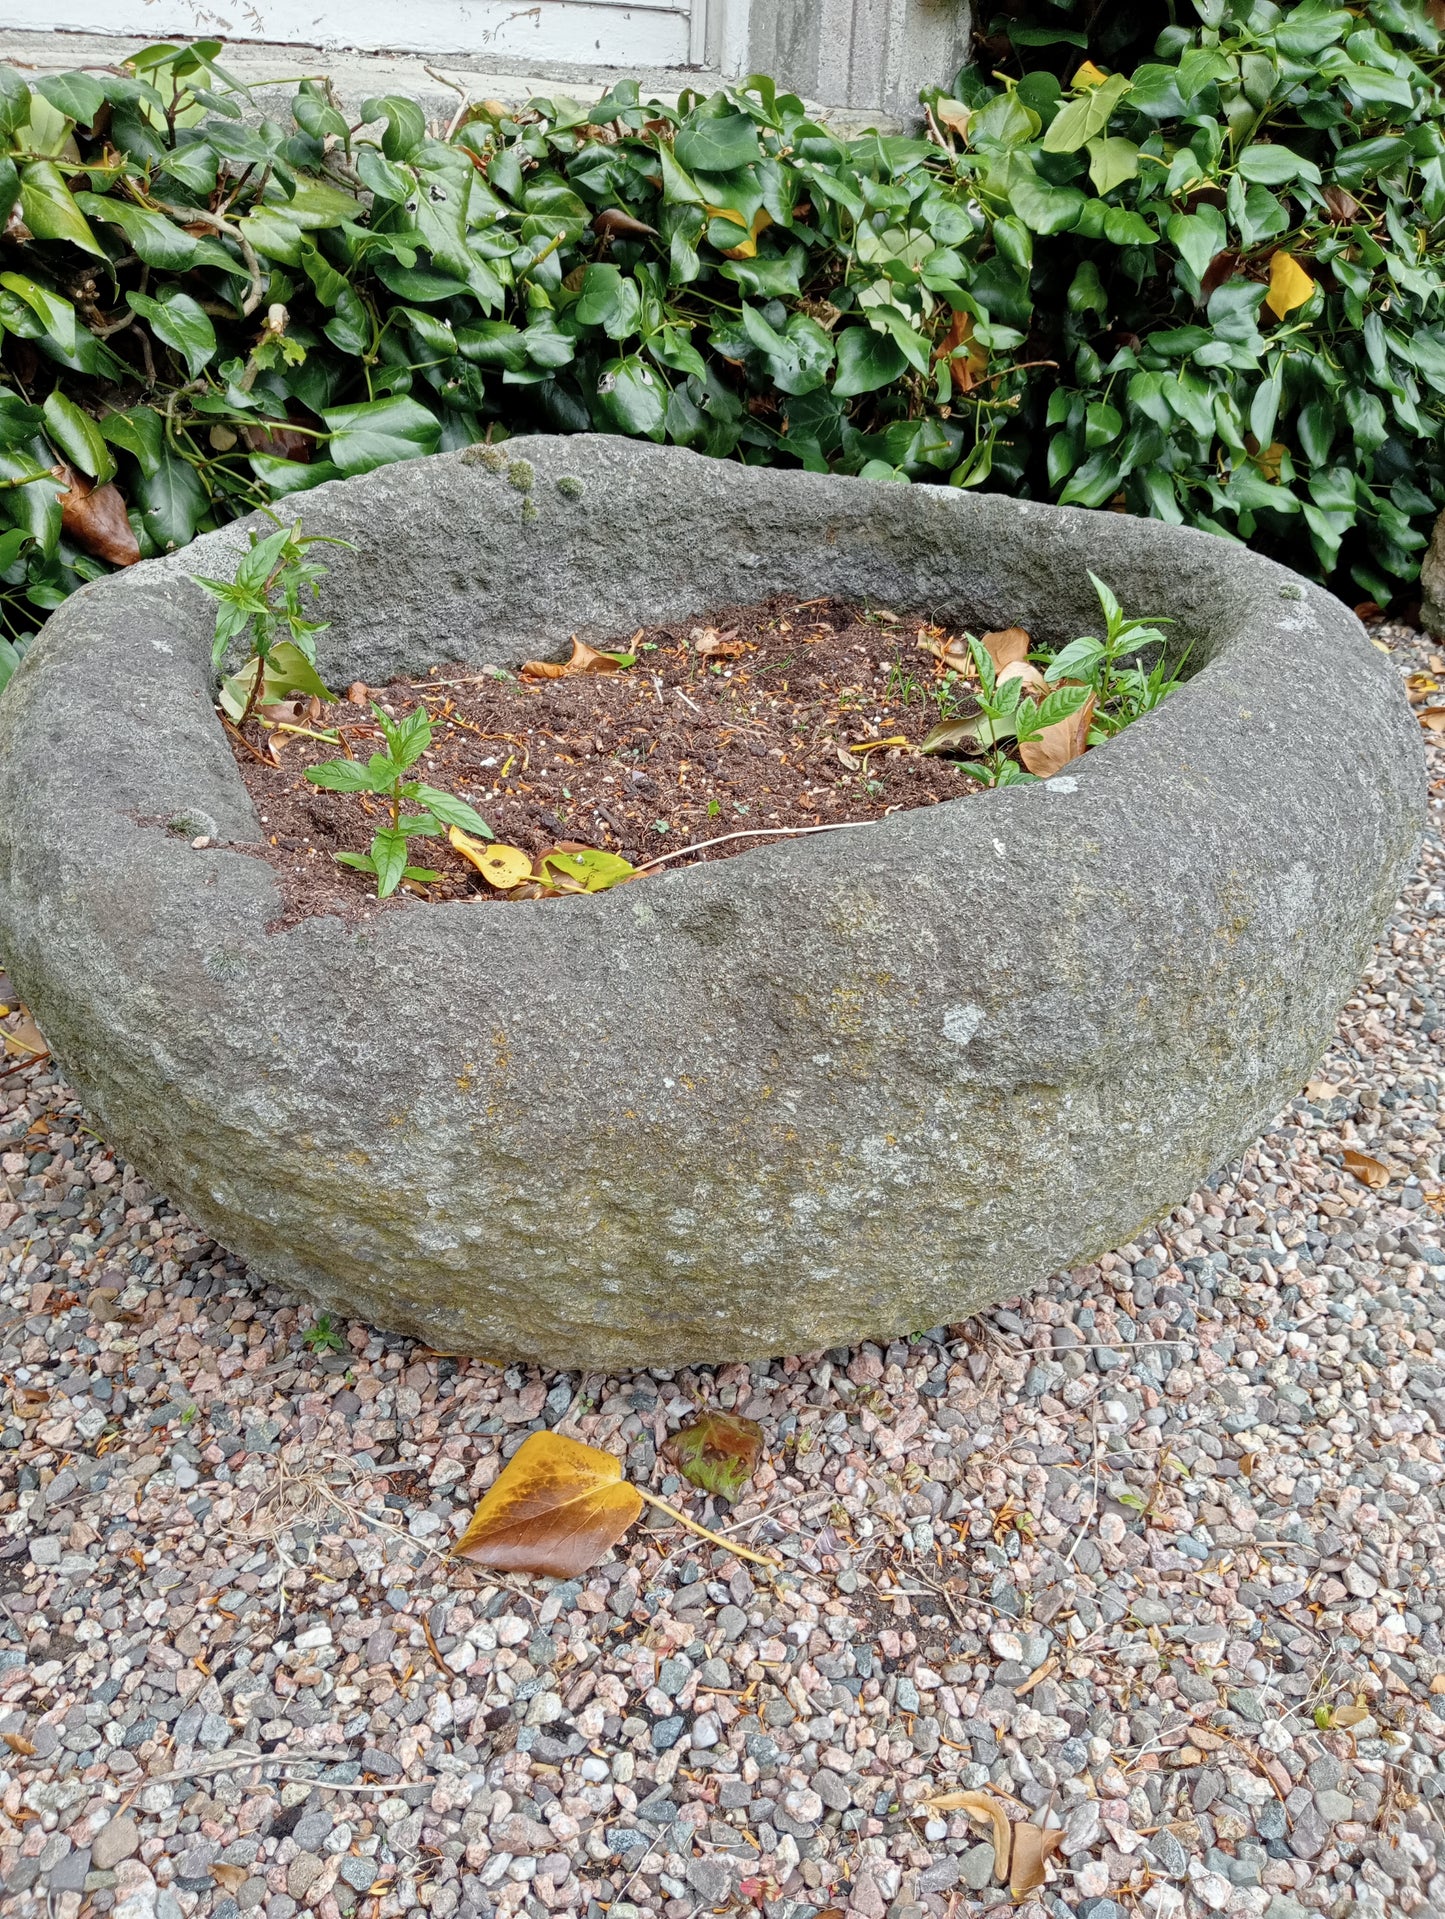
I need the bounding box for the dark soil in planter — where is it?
[226,594,985,927]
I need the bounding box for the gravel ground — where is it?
[2,623,1444,1919]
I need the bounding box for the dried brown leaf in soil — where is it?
[924,1790,1011,1879]
[1020,689,1095,778]
[919,713,991,756]
[454,1430,643,1576]
[692,625,744,658]
[661,1410,765,1499]
[982,626,1031,670]
[1009,1822,1063,1895]
[56,464,140,568]
[998,658,1047,693]
[1342,1148,1391,1190]
[520,637,631,681]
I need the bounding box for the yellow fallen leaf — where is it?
[449,827,532,890]
[456,1430,643,1576]
[2,1732,35,1756]
[923,1789,1011,1880]
[2,1012,45,1059]
[1407,673,1439,701]
[849,735,911,758]
[1073,60,1109,88]
[1342,1148,1391,1190]
[1266,251,1316,321]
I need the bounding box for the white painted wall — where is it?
[9,0,698,69]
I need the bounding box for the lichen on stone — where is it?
[522,497,539,524]
[556,475,585,500]
[508,459,535,494]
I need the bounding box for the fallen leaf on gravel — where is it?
[1342,1148,1391,1189]
[454,1430,643,1576]
[56,464,141,567]
[1305,1077,1340,1101]
[2,1733,34,1755]
[1331,1704,1372,1727]
[1407,673,1439,701]
[924,1790,1011,1879]
[1009,1822,1062,1895]
[12,1387,48,1418]
[1020,690,1094,778]
[521,637,634,680]
[982,626,1031,670]
[1430,1673,1445,1695]
[211,1864,248,1893]
[1418,707,1445,734]
[2,1012,46,1058]
[662,1410,765,1499]
[448,827,533,891]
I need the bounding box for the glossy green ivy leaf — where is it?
[322,395,442,475]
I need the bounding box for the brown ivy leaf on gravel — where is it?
[662,1409,765,1499]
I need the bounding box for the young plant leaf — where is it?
[454,1430,644,1577]
[661,1410,765,1500]
[306,757,383,793]
[413,785,493,839]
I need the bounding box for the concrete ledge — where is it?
[0,28,904,134]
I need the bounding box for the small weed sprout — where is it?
[192,517,352,729]
[305,702,495,899]
[302,1312,346,1354]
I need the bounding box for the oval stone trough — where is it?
[0,439,1424,1367]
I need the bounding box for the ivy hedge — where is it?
[1,0,1443,691]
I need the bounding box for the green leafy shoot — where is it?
[305,702,495,898]
[302,1311,346,1354]
[1042,571,1182,738]
[192,517,350,728]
